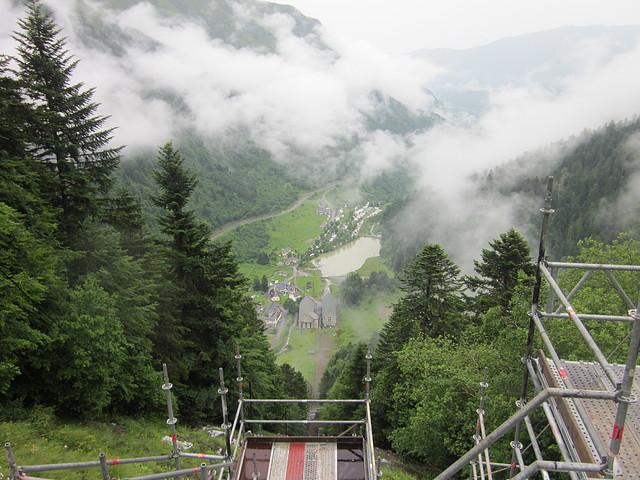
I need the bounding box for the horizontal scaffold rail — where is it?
[242,398,365,403]
[243,419,365,425]
[510,460,606,480]
[545,261,640,272]
[121,461,234,480]
[539,312,634,322]
[8,453,173,474]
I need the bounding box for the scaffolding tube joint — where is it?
[616,392,638,405]
[601,456,616,479]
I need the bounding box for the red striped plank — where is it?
[286,442,306,480]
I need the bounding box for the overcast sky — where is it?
[282,0,640,53]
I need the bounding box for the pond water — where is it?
[315,237,381,277]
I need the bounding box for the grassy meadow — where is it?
[1,412,226,480]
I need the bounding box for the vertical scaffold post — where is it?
[603,298,640,477]
[236,343,245,422]
[475,368,492,480]
[511,176,554,478]
[251,452,260,480]
[219,368,233,461]
[365,347,373,401]
[5,443,18,480]
[199,462,208,480]
[162,363,181,477]
[99,453,109,480]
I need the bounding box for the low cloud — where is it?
[2,0,640,267]
[0,0,440,158]
[402,38,640,267]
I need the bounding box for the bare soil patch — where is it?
[311,330,336,398]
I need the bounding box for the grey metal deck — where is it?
[543,358,640,479]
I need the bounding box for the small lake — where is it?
[315,237,381,277]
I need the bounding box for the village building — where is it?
[268,282,301,301]
[322,292,337,328]
[297,293,339,330]
[261,304,286,328]
[298,295,320,330]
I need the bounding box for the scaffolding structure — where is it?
[4,350,378,480]
[437,177,640,480]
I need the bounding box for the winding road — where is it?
[210,185,335,240]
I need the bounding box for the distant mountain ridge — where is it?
[412,25,640,112]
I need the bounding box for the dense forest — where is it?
[119,136,310,231]
[0,0,307,424]
[488,118,640,258]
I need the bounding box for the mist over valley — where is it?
[2,0,640,268]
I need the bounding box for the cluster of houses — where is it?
[316,204,344,229]
[267,281,301,302]
[352,203,382,236]
[261,303,287,328]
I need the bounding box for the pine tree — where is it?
[0,55,30,159]
[467,229,535,314]
[0,203,59,394]
[398,243,466,338]
[13,0,121,241]
[153,142,245,419]
[372,243,465,446]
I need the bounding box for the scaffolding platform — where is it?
[234,436,367,480]
[539,355,640,479]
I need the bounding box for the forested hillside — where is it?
[321,229,640,474]
[0,0,307,424]
[119,136,309,230]
[485,118,640,258]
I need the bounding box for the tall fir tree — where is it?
[467,229,535,314]
[152,142,243,419]
[372,243,466,447]
[13,0,121,242]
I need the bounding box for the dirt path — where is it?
[311,330,336,398]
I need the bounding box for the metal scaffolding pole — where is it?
[473,368,492,480]
[511,176,554,478]
[526,361,580,480]
[218,368,233,462]
[522,416,550,480]
[435,387,617,480]
[510,460,605,480]
[603,300,640,477]
[162,364,182,477]
[235,343,245,426]
[540,263,621,387]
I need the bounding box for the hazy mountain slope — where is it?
[413,26,640,112]
[79,0,324,55]
[23,0,441,226]
[480,118,640,258]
